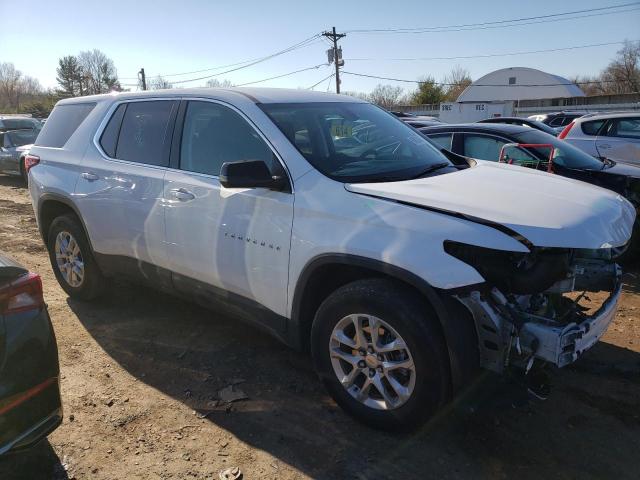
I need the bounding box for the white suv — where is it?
[27,89,635,430]
[559,112,640,165]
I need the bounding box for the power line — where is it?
[346,40,635,62]
[233,64,327,87]
[341,70,633,87]
[120,34,322,81]
[345,3,640,34]
[307,73,335,90]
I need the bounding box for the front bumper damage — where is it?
[456,257,622,373]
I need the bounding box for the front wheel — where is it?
[311,278,450,431]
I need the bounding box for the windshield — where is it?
[5,129,38,147]
[515,130,604,170]
[260,102,453,182]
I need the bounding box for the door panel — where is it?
[74,99,177,268]
[164,100,293,317]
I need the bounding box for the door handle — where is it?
[170,188,195,201]
[81,172,99,181]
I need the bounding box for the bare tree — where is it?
[365,84,406,109]
[0,62,44,112]
[77,49,120,94]
[443,66,472,101]
[149,75,172,90]
[205,79,233,88]
[600,40,640,94]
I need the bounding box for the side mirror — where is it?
[219,160,287,191]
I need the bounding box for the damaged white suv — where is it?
[28,89,635,430]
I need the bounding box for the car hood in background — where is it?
[346,160,636,249]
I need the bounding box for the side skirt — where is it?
[93,253,289,345]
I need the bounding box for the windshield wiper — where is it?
[410,162,452,179]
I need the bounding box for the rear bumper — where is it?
[0,406,62,456]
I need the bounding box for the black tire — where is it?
[47,214,106,300]
[311,278,450,431]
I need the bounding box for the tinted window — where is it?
[99,103,127,157]
[427,133,453,150]
[0,118,41,131]
[35,103,95,148]
[609,118,640,139]
[5,129,38,147]
[548,116,566,127]
[115,101,175,166]
[180,101,274,176]
[515,130,604,169]
[580,120,605,136]
[261,102,452,183]
[463,134,508,161]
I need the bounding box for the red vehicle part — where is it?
[498,143,556,173]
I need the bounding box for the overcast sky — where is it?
[2,0,639,94]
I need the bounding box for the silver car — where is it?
[0,129,39,182]
[560,112,640,165]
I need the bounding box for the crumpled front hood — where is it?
[346,160,636,249]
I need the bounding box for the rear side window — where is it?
[99,103,127,157]
[581,120,605,136]
[115,101,175,166]
[608,118,640,139]
[35,103,95,148]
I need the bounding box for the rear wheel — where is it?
[311,278,450,431]
[47,214,106,300]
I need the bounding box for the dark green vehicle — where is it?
[0,252,61,456]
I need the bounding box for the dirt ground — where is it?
[0,174,638,480]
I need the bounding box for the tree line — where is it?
[1,41,638,117]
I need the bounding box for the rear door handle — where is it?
[170,188,195,201]
[81,172,99,181]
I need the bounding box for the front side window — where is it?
[607,118,640,139]
[463,134,530,162]
[35,103,95,148]
[427,133,453,150]
[515,130,604,170]
[261,102,452,182]
[180,101,274,176]
[115,101,175,166]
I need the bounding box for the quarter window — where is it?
[179,101,274,176]
[115,101,176,166]
[35,103,95,148]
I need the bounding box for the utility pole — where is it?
[139,68,147,91]
[322,27,346,93]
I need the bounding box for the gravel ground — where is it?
[0,174,638,480]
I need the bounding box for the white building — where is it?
[439,67,585,123]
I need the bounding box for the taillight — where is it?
[558,121,575,139]
[0,272,44,315]
[24,154,40,173]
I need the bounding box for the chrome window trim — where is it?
[92,96,294,192]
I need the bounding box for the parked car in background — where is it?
[420,122,640,256]
[528,111,588,133]
[0,116,43,134]
[477,116,558,136]
[0,129,39,183]
[559,112,640,166]
[28,89,634,430]
[0,252,62,455]
[404,119,443,128]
